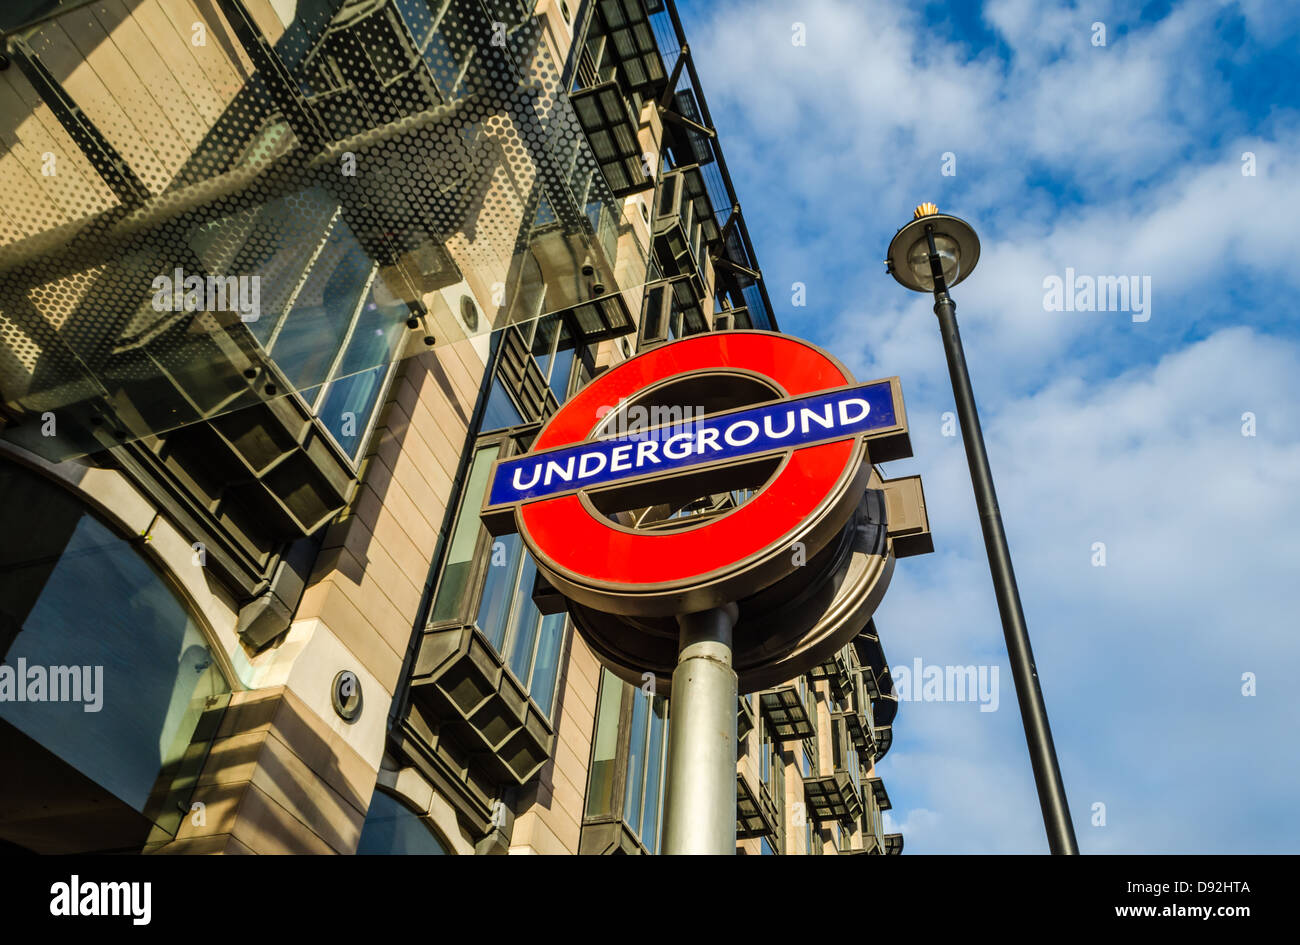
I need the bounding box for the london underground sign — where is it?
[482,331,918,691]
[486,380,898,507]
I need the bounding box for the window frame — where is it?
[582,670,670,854]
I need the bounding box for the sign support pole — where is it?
[661,602,739,855]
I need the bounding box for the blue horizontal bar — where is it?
[487,380,895,508]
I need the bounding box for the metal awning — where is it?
[595,0,667,92]
[834,709,875,757]
[866,776,892,811]
[803,768,862,824]
[570,82,652,196]
[759,685,815,741]
[736,773,778,840]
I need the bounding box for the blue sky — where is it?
[677,0,1300,853]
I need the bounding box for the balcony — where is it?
[151,382,356,539]
[873,686,899,728]
[638,278,709,348]
[652,166,717,299]
[873,724,894,762]
[866,776,893,813]
[861,781,886,853]
[404,624,556,795]
[834,709,875,759]
[578,819,647,855]
[853,623,899,727]
[570,82,652,197]
[803,768,862,824]
[591,0,669,95]
[662,86,714,168]
[759,685,815,742]
[810,650,853,703]
[883,833,905,855]
[736,772,779,841]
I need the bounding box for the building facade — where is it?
[0,0,923,854]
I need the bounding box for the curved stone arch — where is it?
[363,765,477,855]
[0,441,244,690]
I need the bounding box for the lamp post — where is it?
[887,203,1079,855]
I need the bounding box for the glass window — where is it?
[585,673,669,854]
[640,697,667,853]
[186,189,405,462]
[585,669,623,818]
[527,612,565,718]
[430,438,565,716]
[356,790,448,854]
[771,744,785,836]
[623,689,648,829]
[481,378,525,432]
[429,446,498,624]
[529,314,578,403]
[186,188,338,349]
[474,532,566,716]
[476,532,522,651]
[0,462,230,845]
[548,328,577,402]
[269,216,373,391]
[620,687,668,855]
[315,283,410,458]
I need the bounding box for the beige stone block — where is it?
[510,811,572,856]
[547,770,586,829]
[294,582,403,690]
[230,781,337,854]
[210,687,377,816]
[371,496,438,564]
[241,730,366,853]
[147,833,256,855]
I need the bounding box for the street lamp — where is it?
[887,203,1079,855]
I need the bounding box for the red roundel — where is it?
[516,331,861,593]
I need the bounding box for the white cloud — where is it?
[681,0,1300,851]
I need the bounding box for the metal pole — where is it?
[661,602,738,855]
[926,228,1079,855]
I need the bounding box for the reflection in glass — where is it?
[317,285,410,458]
[429,446,499,624]
[640,698,667,854]
[505,555,541,683]
[481,379,524,432]
[623,690,649,829]
[356,790,448,855]
[475,533,521,651]
[270,219,373,391]
[529,612,565,718]
[0,463,229,830]
[585,669,623,818]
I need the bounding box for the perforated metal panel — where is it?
[0,0,647,461]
